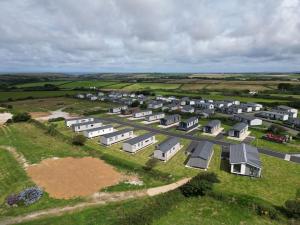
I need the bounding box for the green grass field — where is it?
[123,83,181,90]
[0,123,87,164]
[60,81,117,88]
[0,91,89,102]
[16,196,283,225]
[15,81,70,88]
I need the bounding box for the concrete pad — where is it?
[128,117,145,120]
[118,114,132,118]
[186,125,201,133]
[0,112,12,125]
[158,122,179,129]
[141,120,160,124]
[106,112,120,115]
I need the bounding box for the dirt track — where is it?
[26,157,123,199]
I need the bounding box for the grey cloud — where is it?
[0,0,300,72]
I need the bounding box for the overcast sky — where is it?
[0,0,300,73]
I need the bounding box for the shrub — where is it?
[285,189,300,219]
[46,123,58,136]
[180,172,219,197]
[48,117,65,122]
[6,194,20,206]
[18,187,43,205]
[268,124,288,135]
[12,112,31,122]
[72,134,87,146]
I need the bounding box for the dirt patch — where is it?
[26,157,123,199]
[0,113,12,125]
[30,112,51,119]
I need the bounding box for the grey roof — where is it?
[231,123,248,131]
[164,114,180,120]
[157,137,179,153]
[71,119,102,127]
[190,141,214,159]
[234,114,257,121]
[84,125,113,132]
[124,132,155,145]
[187,141,214,169]
[229,143,261,168]
[102,128,133,138]
[182,105,194,110]
[277,105,293,110]
[205,120,221,128]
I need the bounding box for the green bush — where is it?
[12,112,31,122]
[72,134,87,146]
[48,117,65,122]
[285,189,300,219]
[180,172,219,197]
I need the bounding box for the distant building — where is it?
[276,105,298,118]
[256,110,289,121]
[145,113,165,122]
[65,117,94,127]
[233,114,262,126]
[148,101,163,109]
[133,110,152,118]
[181,105,195,113]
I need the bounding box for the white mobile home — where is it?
[133,110,152,118]
[100,128,134,146]
[72,120,103,132]
[154,137,181,161]
[122,133,156,153]
[233,114,262,126]
[277,105,298,118]
[65,117,94,127]
[83,125,114,138]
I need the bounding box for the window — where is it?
[162,153,165,157]
[233,164,241,173]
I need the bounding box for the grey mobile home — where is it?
[232,114,262,126]
[153,137,181,161]
[186,141,214,170]
[100,128,134,146]
[228,123,248,138]
[145,113,165,122]
[229,143,262,177]
[203,120,221,134]
[178,117,199,131]
[72,120,103,132]
[160,114,181,126]
[122,133,156,153]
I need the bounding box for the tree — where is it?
[278,83,292,91]
[131,101,140,107]
[268,124,288,135]
[12,112,31,122]
[72,134,87,146]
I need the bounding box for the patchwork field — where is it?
[123,83,181,90]
[60,81,117,88]
[15,81,71,88]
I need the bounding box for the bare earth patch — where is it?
[26,157,123,199]
[30,112,51,119]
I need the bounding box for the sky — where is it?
[0,0,300,73]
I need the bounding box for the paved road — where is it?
[102,117,299,164]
